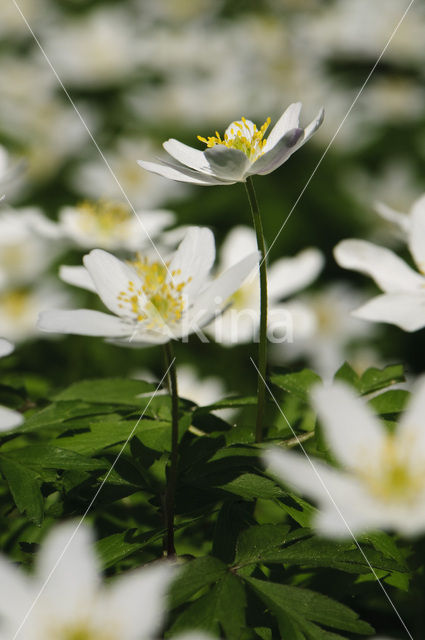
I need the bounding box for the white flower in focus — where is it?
[334,201,425,331]
[265,378,425,537]
[271,283,377,380]
[208,226,324,345]
[38,227,259,346]
[138,103,324,185]
[0,521,175,640]
[0,339,23,431]
[58,200,175,251]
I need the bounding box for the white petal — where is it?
[219,226,257,269]
[83,249,145,316]
[311,382,385,470]
[184,251,260,332]
[268,248,324,301]
[334,239,424,293]
[163,139,213,174]
[36,523,100,622]
[137,159,233,186]
[38,309,132,337]
[264,447,359,509]
[375,201,410,234]
[168,227,215,300]
[106,562,175,640]
[0,338,14,358]
[300,107,325,144]
[0,555,34,626]
[263,102,302,152]
[59,265,97,292]
[248,128,303,176]
[204,146,250,181]
[409,194,425,272]
[352,292,425,332]
[0,406,23,430]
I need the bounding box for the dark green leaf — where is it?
[0,456,44,524]
[169,556,227,608]
[271,370,322,401]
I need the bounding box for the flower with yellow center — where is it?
[138,102,324,185]
[0,521,179,640]
[58,199,175,251]
[264,379,425,537]
[38,226,259,345]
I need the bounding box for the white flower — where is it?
[0,208,61,289]
[0,339,23,431]
[137,102,324,185]
[334,200,425,331]
[0,521,175,640]
[264,378,425,537]
[271,283,377,380]
[208,226,324,344]
[374,192,425,237]
[0,283,70,343]
[58,200,175,251]
[71,138,188,209]
[38,227,259,345]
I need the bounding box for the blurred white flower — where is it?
[271,283,377,379]
[40,7,144,88]
[0,208,61,290]
[138,103,324,185]
[71,138,188,209]
[334,201,425,331]
[0,521,175,640]
[38,227,259,346]
[374,192,425,238]
[0,283,69,343]
[0,339,23,430]
[58,200,175,251]
[208,226,323,345]
[265,378,425,537]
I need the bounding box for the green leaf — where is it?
[271,370,322,401]
[334,362,360,389]
[368,389,409,416]
[54,378,157,405]
[96,528,163,569]
[0,456,44,524]
[195,395,257,413]
[359,364,405,395]
[235,524,291,565]
[4,445,106,471]
[169,556,227,608]
[247,577,373,635]
[218,474,283,501]
[20,401,120,432]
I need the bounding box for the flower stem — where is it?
[163,341,179,556]
[245,176,267,443]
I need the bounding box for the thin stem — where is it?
[163,341,179,556]
[244,176,267,443]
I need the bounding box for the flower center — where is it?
[358,434,425,504]
[49,621,116,640]
[0,289,29,318]
[117,257,192,329]
[76,200,131,237]
[198,116,271,162]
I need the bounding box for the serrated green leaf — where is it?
[96,528,163,569]
[20,401,120,432]
[235,524,291,565]
[0,456,44,524]
[271,370,322,401]
[195,395,257,413]
[4,445,106,471]
[247,577,373,635]
[169,556,227,608]
[334,362,360,388]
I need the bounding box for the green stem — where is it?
[163,341,179,556]
[244,176,267,443]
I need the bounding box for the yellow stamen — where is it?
[197,116,271,162]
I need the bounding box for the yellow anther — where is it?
[197,116,271,161]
